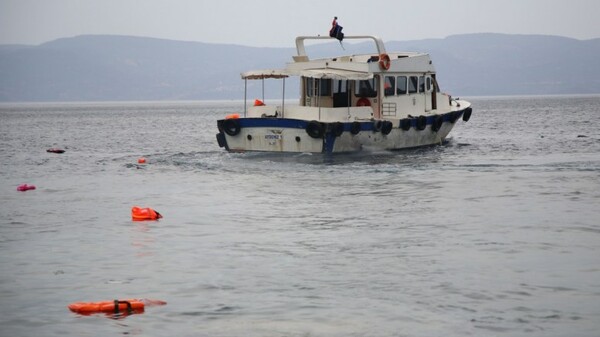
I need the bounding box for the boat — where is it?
[216,35,472,153]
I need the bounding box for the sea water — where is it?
[0,96,599,337]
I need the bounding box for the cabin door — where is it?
[373,75,381,119]
[424,76,433,112]
[333,80,349,107]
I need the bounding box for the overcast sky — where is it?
[1,0,599,47]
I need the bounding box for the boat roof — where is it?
[242,69,290,80]
[241,35,435,80]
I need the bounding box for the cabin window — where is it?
[355,78,378,98]
[418,76,425,93]
[333,80,348,94]
[408,76,418,94]
[426,76,432,92]
[306,78,332,97]
[396,76,407,95]
[384,76,395,96]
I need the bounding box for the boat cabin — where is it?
[299,68,441,119]
[242,36,453,123]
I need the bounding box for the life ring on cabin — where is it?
[381,121,393,135]
[350,121,361,135]
[306,120,325,138]
[431,115,443,132]
[379,53,391,70]
[400,118,412,131]
[462,107,472,122]
[223,118,241,136]
[416,115,427,131]
[356,98,371,107]
[330,122,344,137]
[131,206,162,221]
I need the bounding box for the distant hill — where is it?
[0,33,599,102]
[390,34,600,96]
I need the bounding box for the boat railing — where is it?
[295,35,387,60]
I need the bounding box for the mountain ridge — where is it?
[1,33,599,102]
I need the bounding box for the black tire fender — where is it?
[400,118,412,131]
[350,121,361,135]
[416,115,427,131]
[223,118,241,136]
[431,115,443,132]
[306,120,325,138]
[330,122,344,137]
[381,121,393,135]
[372,120,383,132]
[462,107,472,122]
[449,111,459,123]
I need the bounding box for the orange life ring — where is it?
[131,206,162,221]
[357,97,371,107]
[68,299,145,315]
[379,53,391,70]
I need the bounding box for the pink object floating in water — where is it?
[17,184,36,191]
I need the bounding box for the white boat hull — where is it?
[217,106,472,154]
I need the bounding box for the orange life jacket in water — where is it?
[131,206,162,221]
[68,299,145,314]
[68,298,166,315]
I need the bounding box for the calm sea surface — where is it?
[1,96,599,337]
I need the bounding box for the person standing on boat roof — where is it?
[329,16,344,41]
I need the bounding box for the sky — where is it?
[1,0,599,47]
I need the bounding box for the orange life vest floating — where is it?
[131,206,162,221]
[68,298,166,315]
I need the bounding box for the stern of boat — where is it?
[216,118,328,153]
